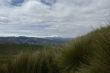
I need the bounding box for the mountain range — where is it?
[0,36,72,45]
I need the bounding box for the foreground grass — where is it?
[0,44,50,64]
[56,26,110,73]
[0,49,60,73]
[0,26,110,73]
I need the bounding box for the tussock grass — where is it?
[6,49,60,73]
[56,26,110,73]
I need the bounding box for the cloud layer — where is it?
[0,0,110,37]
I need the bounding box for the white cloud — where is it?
[0,0,110,37]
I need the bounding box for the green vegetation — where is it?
[0,26,110,73]
[0,44,46,63]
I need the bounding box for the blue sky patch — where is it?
[41,0,57,6]
[11,0,24,6]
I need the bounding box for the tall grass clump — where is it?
[56,36,94,73]
[56,26,110,73]
[6,49,59,73]
[77,26,110,73]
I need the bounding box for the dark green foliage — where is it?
[56,26,110,73]
[6,49,59,73]
[76,26,110,73]
[56,38,93,73]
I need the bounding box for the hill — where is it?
[0,36,71,64]
[0,26,110,73]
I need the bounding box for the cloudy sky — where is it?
[0,0,110,37]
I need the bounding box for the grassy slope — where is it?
[56,26,110,73]
[0,26,110,73]
[0,44,46,63]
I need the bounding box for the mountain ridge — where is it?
[0,36,72,45]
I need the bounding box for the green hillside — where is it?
[0,26,110,73]
[0,44,46,64]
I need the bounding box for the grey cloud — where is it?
[0,0,110,37]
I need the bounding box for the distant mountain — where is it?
[0,36,72,45]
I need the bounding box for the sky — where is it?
[0,0,110,38]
